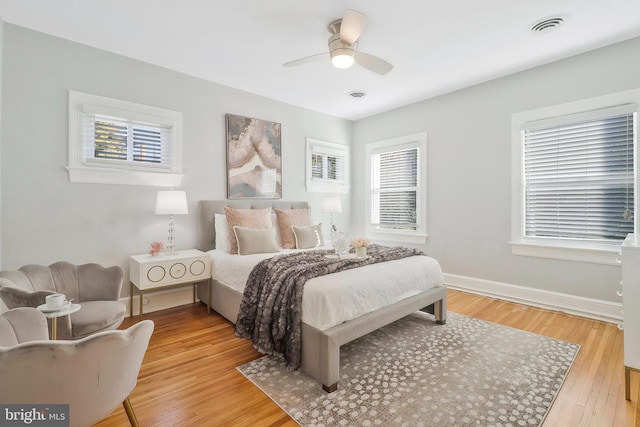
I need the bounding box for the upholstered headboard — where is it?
[198,200,309,251]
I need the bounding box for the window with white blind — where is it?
[306,138,349,193]
[68,91,183,186]
[511,90,640,265]
[366,133,427,244]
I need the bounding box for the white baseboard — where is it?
[444,273,623,324]
[123,286,199,317]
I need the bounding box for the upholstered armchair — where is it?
[0,307,154,427]
[0,261,126,340]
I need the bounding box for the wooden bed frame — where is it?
[197,200,447,392]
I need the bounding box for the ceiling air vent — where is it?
[348,91,366,99]
[531,16,565,34]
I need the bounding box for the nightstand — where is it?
[129,249,211,318]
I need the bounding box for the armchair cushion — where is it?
[71,301,127,339]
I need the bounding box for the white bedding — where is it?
[208,247,445,331]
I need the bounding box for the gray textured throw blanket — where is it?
[235,244,425,370]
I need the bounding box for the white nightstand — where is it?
[129,249,211,318]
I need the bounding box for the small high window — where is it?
[68,91,183,186]
[306,138,349,193]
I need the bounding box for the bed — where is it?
[197,199,447,392]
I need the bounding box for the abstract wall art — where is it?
[226,113,282,199]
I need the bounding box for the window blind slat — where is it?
[372,147,419,231]
[310,151,345,182]
[86,114,171,169]
[523,111,635,242]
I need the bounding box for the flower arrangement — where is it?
[149,241,164,256]
[351,237,370,248]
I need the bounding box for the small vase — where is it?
[356,246,367,257]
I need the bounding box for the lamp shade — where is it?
[323,196,342,214]
[155,191,188,215]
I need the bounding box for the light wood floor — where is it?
[96,290,640,427]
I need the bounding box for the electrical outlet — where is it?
[142,296,150,305]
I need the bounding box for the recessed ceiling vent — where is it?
[531,16,565,34]
[348,91,366,99]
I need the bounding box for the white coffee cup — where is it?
[46,293,67,309]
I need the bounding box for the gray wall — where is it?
[352,36,640,303]
[0,24,351,288]
[3,22,639,305]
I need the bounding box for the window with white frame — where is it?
[511,90,639,265]
[68,90,183,186]
[366,133,428,244]
[306,138,349,193]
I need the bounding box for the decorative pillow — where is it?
[274,208,312,249]
[292,224,324,249]
[214,214,231,252]
[232,226,280,255]
[224,207,273,254]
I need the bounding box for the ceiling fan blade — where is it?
[355,52,393,75]
[340,9,367,45]
[283,52,328,68]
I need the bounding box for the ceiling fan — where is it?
[283,9,393,75]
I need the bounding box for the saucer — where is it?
[37,301,72,312]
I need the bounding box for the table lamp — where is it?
[155,190,188,255]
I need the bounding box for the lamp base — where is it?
[165,215,178,256]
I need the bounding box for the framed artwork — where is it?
[226,113,282,199]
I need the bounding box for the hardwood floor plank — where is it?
[94,290,638,426]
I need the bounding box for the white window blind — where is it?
[523,108,636,243]
[371,146,419,231]
[305,138,349,193]
[85,114,171,170]
[311,151,345,182]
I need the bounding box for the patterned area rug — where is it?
[237,312,579,427]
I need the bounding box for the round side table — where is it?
[36,303,81,339]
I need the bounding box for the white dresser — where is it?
[621,233,640,400]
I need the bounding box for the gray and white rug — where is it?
[237,312,579,427]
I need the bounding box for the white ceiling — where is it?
[1,1,640,121]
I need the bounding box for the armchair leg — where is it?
[122,397,139,427]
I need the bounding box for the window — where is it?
[366,133,427,244]
[68,91,183,186]
[511,90,640,265]
[306,138,349,193]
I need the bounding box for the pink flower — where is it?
[351,237,370,248]
[149,241,164,256]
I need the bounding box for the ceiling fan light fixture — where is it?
[283,10,393,75]
[331,50,355,69]
[328,33,356,69]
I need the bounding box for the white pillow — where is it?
[292,223,324,249]
[214,213,231,252]
[233,226,280,255]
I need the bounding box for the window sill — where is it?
[367,230,429,245]
[67,166,183,187]
[510,240,621,266]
